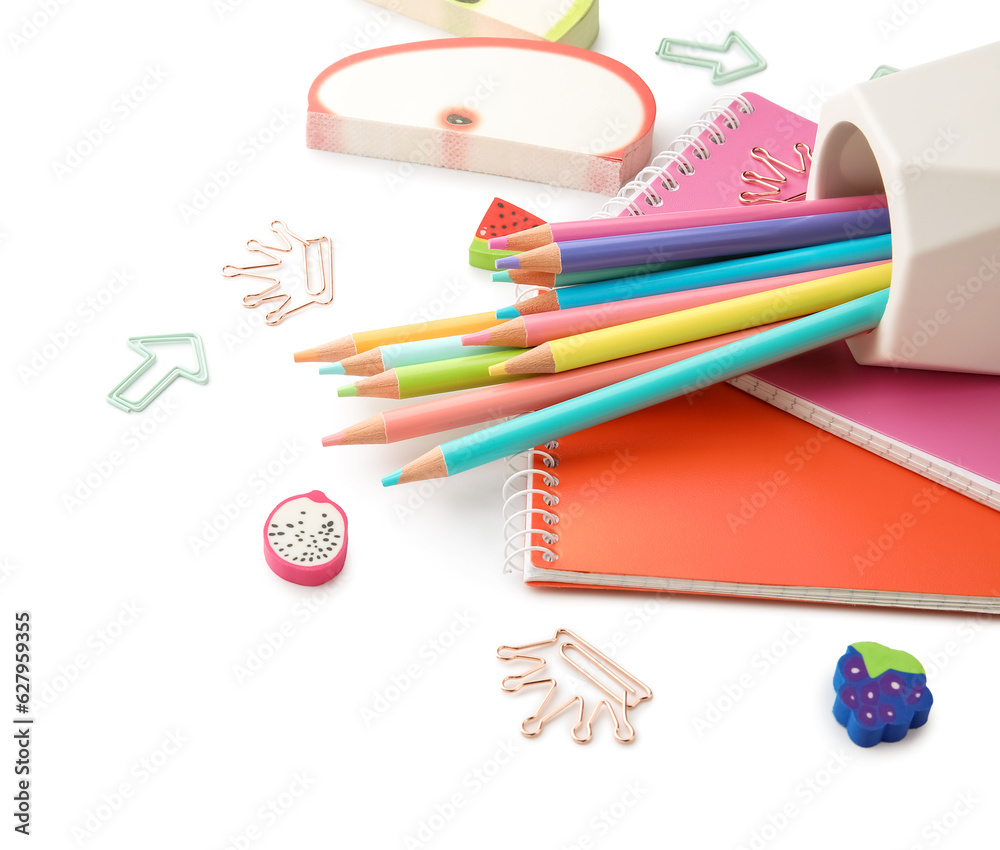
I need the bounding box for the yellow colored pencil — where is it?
[489,264,892,375]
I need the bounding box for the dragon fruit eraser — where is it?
[263,490,348,586]
[833,642,933,748]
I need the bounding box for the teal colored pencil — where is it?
[382,289,890,485]
[493,235,891,318]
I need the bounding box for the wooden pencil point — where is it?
[494,345,556,375]
[293,335,358,363]
[510,242,563,274]
[502,223,553,252]
[339,348,386,376]
[484,318,529,348]
[516,290,560,315]
[398,446,449,484]
[352,370,401,399]
[331,415,388,445]
[507,269,558,288]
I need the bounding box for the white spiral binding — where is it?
[592,95,755,219]
[501,445,560,573]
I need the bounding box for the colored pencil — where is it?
[322,334,511,377]
[494,208,892,274]
[294,312,507,362]
[322,324,786,446]
[464,262,886,348]
[381,290,890,485]
[491,258,718,289]
[489,194,888,251]
[339,349,525,399]
[490,264,892,375]
[494,235,892,319]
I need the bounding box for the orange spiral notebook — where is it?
[503,384,1000,612]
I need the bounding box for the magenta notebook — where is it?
[593,92,817,218]
[730,341,1000,510]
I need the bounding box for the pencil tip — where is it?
[321,432,343,447]
[462,330,490,346]
[492,270,513,283]
[495,255,520,271]
[489,236,508,249]
[337,384,358,398]
[293,349,315,363]
[382,469,402,487]
[487,363,506,377]
[319,363,346,375]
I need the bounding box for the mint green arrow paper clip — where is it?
[107,333,209,413]
[655,31,767,85]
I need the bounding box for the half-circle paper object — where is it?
[306,38,655,194]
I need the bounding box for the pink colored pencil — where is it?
[489,194,888,252]
[463,262,887,348]
[322,324,786,446]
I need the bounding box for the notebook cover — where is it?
[732,341,1000,508]
[605,92,816,217]
[522,384,1000,609]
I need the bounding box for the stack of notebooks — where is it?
[504,93,1000,613]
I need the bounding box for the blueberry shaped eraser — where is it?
[263,490,348,586]
[833,642,933,748]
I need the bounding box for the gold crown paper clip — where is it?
[498,628,653,744]
[222,220,334,325]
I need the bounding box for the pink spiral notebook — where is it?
[593,92,817,218]
[731,341,1000,510]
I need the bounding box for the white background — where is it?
[4,1,1000,848]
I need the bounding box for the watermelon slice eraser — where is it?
[833,642,933,748]
[469,198,545,270]
[263,490,348,586]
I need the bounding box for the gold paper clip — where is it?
[498,628,653,744]
[222,220,334,325]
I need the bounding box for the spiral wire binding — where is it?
[592,94,755,218]
[502,444,561,573]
